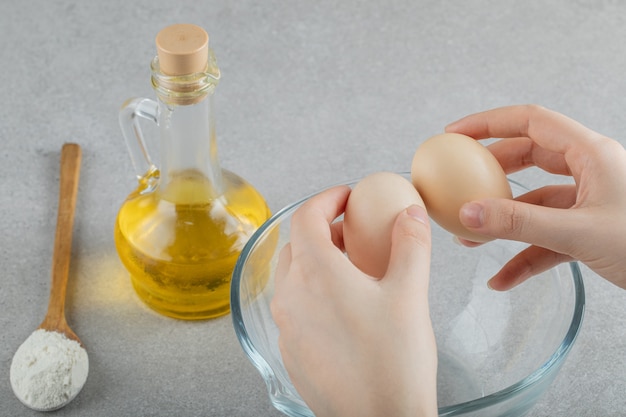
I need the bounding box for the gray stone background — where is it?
[1,1,624,416]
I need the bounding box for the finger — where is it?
[486,137,571,176]
[488,245,574,291]
[455,236,483,248]
[445,105,603,156]
[330,220,345,252]
[455,184,576,247]
[515,184,577,209]
[459,198,581,254]
[384,205,432,291]
[290,185,351,258]
[274,243,292,288]
[271,243,293,329]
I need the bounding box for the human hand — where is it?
[446,104,626,290]
[270,185,438,417]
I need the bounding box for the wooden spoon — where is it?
[38,142,83,343]
[10,143,88,411]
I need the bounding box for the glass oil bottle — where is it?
[115,24,271,320]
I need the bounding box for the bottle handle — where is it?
[118,98,159,180]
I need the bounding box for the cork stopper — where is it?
[156,24,209,76]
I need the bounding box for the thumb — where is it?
[384,205,432,290]
[459,198,578,253]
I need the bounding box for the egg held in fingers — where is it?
[411,133,512,243]
[343,172,426,278]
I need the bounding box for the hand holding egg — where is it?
[343,133,510,277]
[343,172,426,278]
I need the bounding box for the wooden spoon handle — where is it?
[40,143,82,333]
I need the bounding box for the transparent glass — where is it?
[231,176,585,416]
[115,51,271,320]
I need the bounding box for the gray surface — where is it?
[1,1,625,416]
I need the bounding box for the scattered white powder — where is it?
[10,329,89,411]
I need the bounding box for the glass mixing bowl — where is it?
[231,175,585,417]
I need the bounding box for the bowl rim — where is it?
[231,175,586,415]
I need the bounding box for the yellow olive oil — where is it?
[114,169,270,320]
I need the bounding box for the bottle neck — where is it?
[150,55,223,203]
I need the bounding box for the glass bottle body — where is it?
[114,168,269,319]
[115,56,270,320]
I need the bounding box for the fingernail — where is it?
[452,236,462,246]
[460,202,484,228]
[486,279,495,290]
[406,204,428,225]
[444,122,457,132]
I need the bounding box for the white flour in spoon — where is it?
[10,329,89,410]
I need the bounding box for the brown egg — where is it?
[411,133,512,243]
[343,172,425,278]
